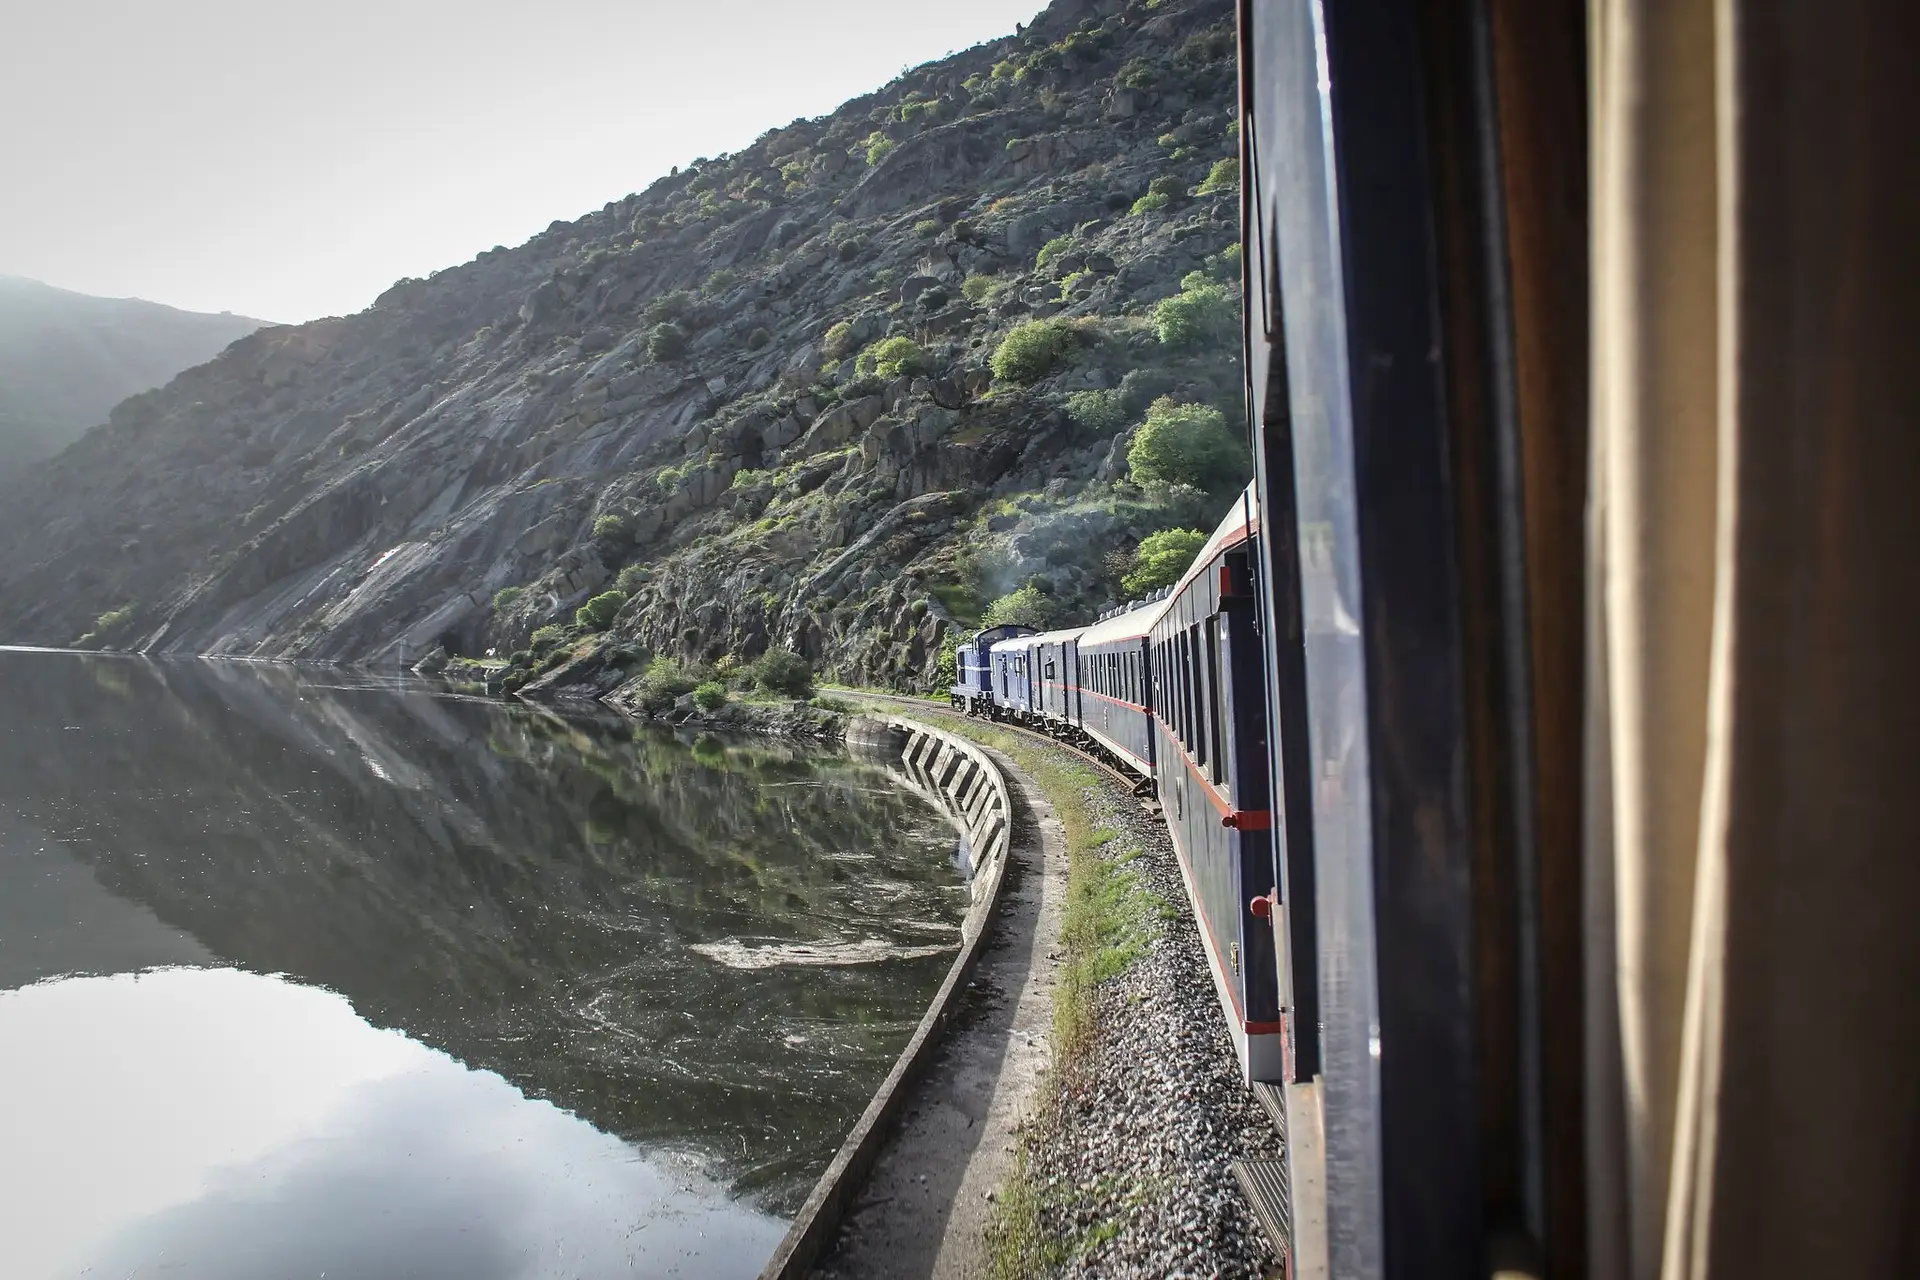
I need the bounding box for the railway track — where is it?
[848,688,1296,1263]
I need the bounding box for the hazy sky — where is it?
[2,1,1043,324]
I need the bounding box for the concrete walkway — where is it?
[811,743,1068,1280]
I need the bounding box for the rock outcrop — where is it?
[0,0,1244,690]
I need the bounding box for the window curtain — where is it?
[1584,1,1920,1276]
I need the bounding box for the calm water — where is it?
[0,651,967,1279]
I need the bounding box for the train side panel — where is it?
[1076,634,1156,777]
[1149,498,1282,1083]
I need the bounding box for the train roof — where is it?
[1168,483,1259,597]
[1078,594,1173,647]
[1079,484,1262,646]
[987,624,1085,653]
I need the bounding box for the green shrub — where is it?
[1127,398,1249,492]
[1176,30,1232,69]
[492,586,525,612]
[731,467,772,490]
[530,624,568,653]
[1059,269,1093,299]
[615,563,652,593]
[899,99,941,125]
[1130,191,1172,216]
[592,513,629,541]
[810,694,857,713]
[822,319,858,359]
[855,336,928,382]
[933,645,959,692]
[1153,273,1240,348]
[991,58,1019,81]
[647,321,688,362]
[913,218,941,237]
[1059,27,1113,62]
[752,648,815,698]
[1122,528,1209,596]
[635,656,702,713]
[863,132,896,165]
[1066,388,1129,433]
[642,290,694,325]
[574,589,628,631]
[93,606,134,633]
[981,584,1057,630]
[961,273,1001,305]
[1206,243,1243,280]
[1035,235,1074,273]
[692,681,729,711]
[1116,57,1158,90]
[990,319,1074,384]
[746,326,771,350]
[1194,157,1241,195]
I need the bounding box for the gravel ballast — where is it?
[1015,762,1283,1280]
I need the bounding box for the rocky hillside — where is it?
[0,276,265,475]
[0,0,1247,690]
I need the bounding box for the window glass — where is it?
[1207,616,1228,787]
[1192,625,1209,771]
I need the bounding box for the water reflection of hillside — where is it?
[0,653,967,1208]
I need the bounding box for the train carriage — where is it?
[1030,627,1086,727]
[1146,487,1281,1083]
[1075,600,1166,780]
[948,623,1036,715]
[987,630,1046,720]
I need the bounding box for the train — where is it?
[952,1,1918,1274]
[949,484,1284,1083]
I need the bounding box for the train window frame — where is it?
[1207,615,1229,790]
[1193,623,1211,774]
[1180,630,1194,752]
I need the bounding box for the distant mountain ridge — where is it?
[0,276,268,472]
[0,0,1244,685]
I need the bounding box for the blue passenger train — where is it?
[948,484,1282,1082]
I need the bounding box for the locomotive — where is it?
[949,484,1284,1083]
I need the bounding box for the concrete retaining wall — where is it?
[756,714,1015,1280]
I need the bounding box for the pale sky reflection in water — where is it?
[0,966,784,1279]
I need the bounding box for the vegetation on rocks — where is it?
[574,590,628,631]
[981,584,1058,630]
[990,319,1075,384]
[1121,527,1207,596]
[1127,398,1246,493]
[0,0,1250,700]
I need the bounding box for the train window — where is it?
[1193,625,1210,772]
[1189,631,1200,751]
[1206,616,1227,788]
[1180,631,1193,750]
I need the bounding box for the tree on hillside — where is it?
[1152,271,1239,348]
[981,584,1056,630]
[1122,528,1208,597]
[1127,398,1249,493]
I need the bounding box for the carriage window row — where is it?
[1153,621,1231,792]
[1085,648,1144,707]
